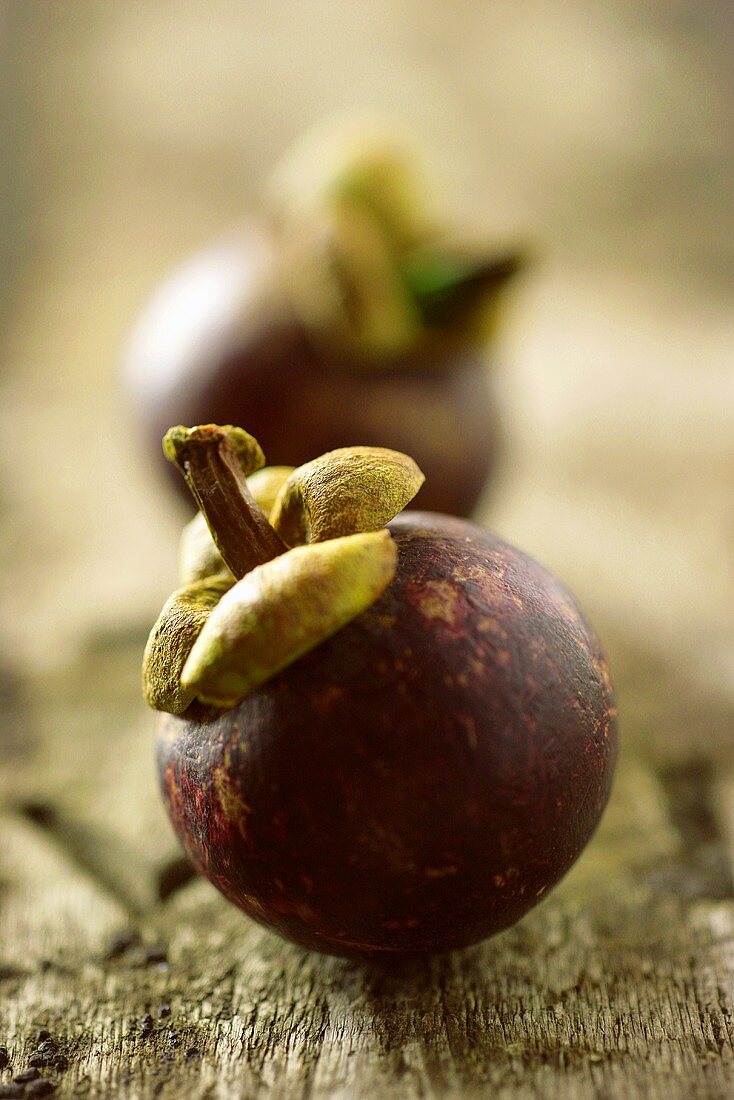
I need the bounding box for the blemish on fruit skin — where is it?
[312,684,344,713]
[239,893,268,920]
[358,824,418,875]
[163,761,182,816]
[266,894,321,926]
[469,656,487,679]
[409,579,463,626]
[459,714,478,750]
[424,865,458,879]
[215,876,269,922]
[495,649,513,669]
[211,763,251,833]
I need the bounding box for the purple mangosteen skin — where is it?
[124,229,501,517]
[156,512,617,959]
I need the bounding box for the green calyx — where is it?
[179,513,229,585]
[403,247,525,332]
[182,531,396,708]
[270,446,424,547]
[246,465,296,519]
[271,123,525,363]
[143,575,234,713]
[142,425,424,714]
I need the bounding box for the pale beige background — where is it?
[1,0,732,759]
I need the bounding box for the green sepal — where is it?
[181,530,397,707]
[142,575,234,713]
[179,513,231,585]
[270,446,424,547]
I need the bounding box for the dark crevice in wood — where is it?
[0,661,35,760]
[17,802,198,913]
[657,759,734,901]
[157,856,197,902]
[18,801,149,917]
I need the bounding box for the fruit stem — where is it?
[163,425,288,579]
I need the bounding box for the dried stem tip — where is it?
[163,425,287,579]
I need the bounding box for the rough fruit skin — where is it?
[156,513,617,958]
[123,227,501,517]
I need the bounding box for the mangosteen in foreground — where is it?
[124,124,526,516]
[143,423,617,958]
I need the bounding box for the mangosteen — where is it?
[123,124,526,516]
[143,424,617,959]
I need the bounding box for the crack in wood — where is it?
[15,801,196,917]
[657,760,734,901]
[17,800,148,917]
[157,856,197,903]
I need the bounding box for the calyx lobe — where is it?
[142,425,421,713]
[182,531,397,707]
[270,446,424,546]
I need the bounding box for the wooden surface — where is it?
[2,3,733,1098]
[1,638,734,1099]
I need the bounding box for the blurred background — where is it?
[1,1,732,779]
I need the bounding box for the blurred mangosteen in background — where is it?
[123,122,527,516]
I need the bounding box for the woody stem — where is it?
[164,425,287,579]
